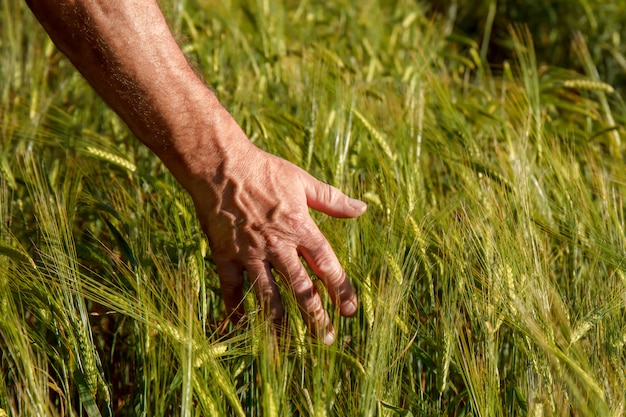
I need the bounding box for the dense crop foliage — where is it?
[2,0,626,415]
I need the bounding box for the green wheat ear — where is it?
[3,0,626,414]
[563,79,615,93]
[0,242,37,269]
[85,146,137,172]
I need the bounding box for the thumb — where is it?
[303,174,367,218]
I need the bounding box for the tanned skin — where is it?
[25,0,366,344]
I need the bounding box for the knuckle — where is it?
[305,247,345,285]
[273,254,304,281]
[292,277,316,299]
[316,256,344,282]
[298,229,325,254]
[256,286,275,305]
[263,232,284,255]
[261,215,307,257]
[318,182,336,204]
[302,302,328,334]
[262,288,282,309]
[280,208,309,230]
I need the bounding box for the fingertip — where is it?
[228,304,245,324]
[347,197,367,216]
[340,296,358,317]
[324,329,335,345]
[305,179,366,218]
[223,293,245,320]
[223,293,245,324]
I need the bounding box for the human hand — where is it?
[186,112,366,345]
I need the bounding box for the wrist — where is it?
[151,85,253,201]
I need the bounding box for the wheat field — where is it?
[2,0,626,415]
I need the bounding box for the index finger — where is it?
[298,221,358,317]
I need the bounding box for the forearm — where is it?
[26,0,235,189]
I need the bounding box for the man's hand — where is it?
[26,0,366,343]
[187,112,366,344]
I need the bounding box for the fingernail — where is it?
[324,330,335,345]
[348,198,367,213]
[340,298,358,316]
